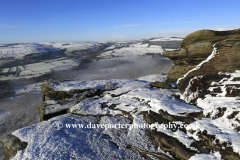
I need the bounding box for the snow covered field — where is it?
[39,41,96,55]
[39,42,95,49]
[0,57,80,81]
[0,41,99,60]
[0,43,47,59]
[98,42,163,59]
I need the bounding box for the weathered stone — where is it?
[0,134,28,160]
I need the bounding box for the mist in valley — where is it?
[74,56,173,80]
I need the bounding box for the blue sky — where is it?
[0,0,240,44]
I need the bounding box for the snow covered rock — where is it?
[2,77,211,160]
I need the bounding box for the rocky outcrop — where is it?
[178,37,240,95]
[0,134,27,160]
[162,29,240,85]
